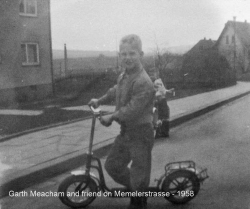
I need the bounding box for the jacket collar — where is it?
[123,66,143,81]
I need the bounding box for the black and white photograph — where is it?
[0,0,250,208]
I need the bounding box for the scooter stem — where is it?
[88,114,96,155]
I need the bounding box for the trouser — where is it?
[157,100,170,120]
[155,119,169,137]
[104,123,154,192]
[156,99,170,137]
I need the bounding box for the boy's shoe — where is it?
[155,134,169,139]
[155,130,169,139]
[164,133,169,138]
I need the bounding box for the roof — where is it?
[215,20,250,48]
[185,38,216,56]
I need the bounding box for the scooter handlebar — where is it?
[89,105,102,115]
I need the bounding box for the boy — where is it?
[148,68,174,138]
[154,77,174,138]
[88,34,155,209]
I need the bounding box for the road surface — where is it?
[1,95,250,209]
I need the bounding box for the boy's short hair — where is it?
[119,34,142,52]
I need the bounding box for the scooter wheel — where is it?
[58,175,98,208]
[161,170,200,204]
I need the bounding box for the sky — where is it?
[50,0,250,53]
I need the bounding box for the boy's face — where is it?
[119,43,143,72]
[148,72,158,82]
[154,79,163,89]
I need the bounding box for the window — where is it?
[232,35,235,44]
[21,43,39,66]
[226,35,229,44]
[19,0,37,17]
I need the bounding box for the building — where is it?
[0,0,53,105]
[215,18,250,79]
[186,38,216,56]
[181,37,235,88]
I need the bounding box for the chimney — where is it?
[245,20,247,23]
[233,16,236,22]
[204,37,206,40]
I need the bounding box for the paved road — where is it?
[2,82,250,197]
[1,94,250,209]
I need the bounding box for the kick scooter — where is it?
[58,106,208,208]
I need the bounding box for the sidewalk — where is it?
[1,81,250,197]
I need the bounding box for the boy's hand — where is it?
[157,120,162,126]
[169,88,175,93]
[100,115,113,127]
[169,88,175,96]
[166,88,175,95]
[88,99,99,108]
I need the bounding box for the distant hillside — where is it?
[145,45,194,56]
[53,45,193,60]
[166,45,193,54]
[53,49,117,59]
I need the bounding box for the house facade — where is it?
[215,20,250,79]
[0,0,53,105]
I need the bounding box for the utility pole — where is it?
[48,1,55,95]
[60,62,62,78]
[64,43,68,77]
[115,34,119,73]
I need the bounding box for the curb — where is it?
[170,91,250,127]
[0,141,113,198]
[1,91,250,198]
